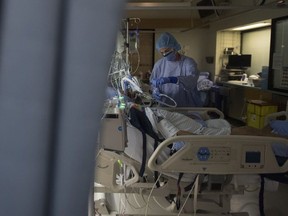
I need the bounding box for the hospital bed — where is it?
[94,107,288,216]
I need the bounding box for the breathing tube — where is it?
[152,87,177,107]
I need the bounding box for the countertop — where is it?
[216,80,261,89]
[216,81,288,97]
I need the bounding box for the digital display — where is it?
[227,54,252,69]
[245,151,261,163]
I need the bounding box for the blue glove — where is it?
[151,77,178,88]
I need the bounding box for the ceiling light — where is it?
[231,22,271,31]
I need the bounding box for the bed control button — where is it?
[197,147,231,162]
[197,147,210,161]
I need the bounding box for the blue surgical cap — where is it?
[156,32,181,51]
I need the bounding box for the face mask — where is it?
[165,50,177,61]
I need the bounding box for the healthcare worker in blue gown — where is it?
[150,32,203,107]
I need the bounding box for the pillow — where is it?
[269,120,288,136]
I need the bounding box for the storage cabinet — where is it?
[219,83,274,122]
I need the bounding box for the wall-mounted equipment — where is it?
[223,47,234,55]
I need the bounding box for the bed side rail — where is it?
[148,135,288,175]
[95,149,140,192]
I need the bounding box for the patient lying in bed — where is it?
[125,107,288,179]
[125,107,231,181]
[148,108,231,137]
[97,107,288,215]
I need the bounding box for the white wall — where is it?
[213,27,271,79]
[242,27,271,75]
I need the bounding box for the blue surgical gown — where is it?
[150,55,203,107]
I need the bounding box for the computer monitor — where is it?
[227,54,252,69]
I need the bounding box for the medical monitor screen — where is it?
[227,55,252,69]
[245,151,261,163]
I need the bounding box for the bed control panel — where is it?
[197,147,231,162]
[148,135,288,175]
